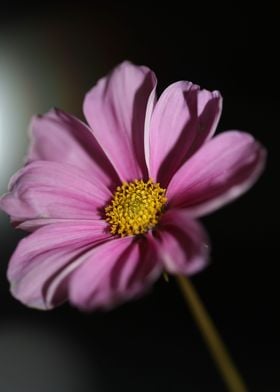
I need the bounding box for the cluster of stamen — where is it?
[105,179,167,237]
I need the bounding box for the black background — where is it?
[0,3,278,391]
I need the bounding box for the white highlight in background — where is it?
[0,53,30,195]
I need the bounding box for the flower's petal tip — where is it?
[0,192,15,216]
[212,90,223,107]
[27,109,56,153]
[252,141,267,174]
[115,60,156,74]
[211,89,222,97]
[226,131,267,184]
[29,107,60,128]
[241,140,267,192]
[9,280,49,311]
[0,193,6,210]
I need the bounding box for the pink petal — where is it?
[7,220,111,309]
[167,131,266,216]
[149,82,222,186]
[17,218,99,232]
[190,88,222,149]
[0,160,110,226]
[83,61,157,182]
[155,209,209,275]
[28,108,119,189]
[69,234,161,311]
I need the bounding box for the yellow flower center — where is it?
[105,179,167,237]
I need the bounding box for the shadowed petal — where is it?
[83,61,157,181]
[167,131,266,216]
[69,234,161,311]
[0,161,111,227]
[155,209,209,275]
[7,220,111,309]
[28,108,119,190]
[149,82,222,186]
[188,88,222,154]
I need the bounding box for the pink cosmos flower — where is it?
[0,61,266,311]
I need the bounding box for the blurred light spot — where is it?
[0,26,76,230]
[0,53,30,195]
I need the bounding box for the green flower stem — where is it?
[176,275,248,392]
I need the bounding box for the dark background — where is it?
[0,3,278,391]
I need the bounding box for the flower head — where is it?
[105,179,167,236]
[0,61,266,311]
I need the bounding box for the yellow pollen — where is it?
[105,179,167,237]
